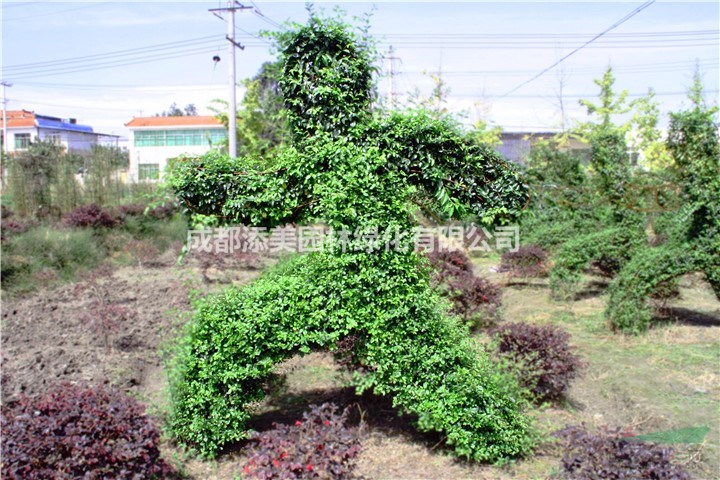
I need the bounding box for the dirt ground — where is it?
[2,248,718,479]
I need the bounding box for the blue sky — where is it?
[2,1,718,140]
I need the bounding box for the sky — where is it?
[1,0,718,142]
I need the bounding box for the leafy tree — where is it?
[630,88,671,170]
[211,62,289,159]
[577,66,633,139]
[7,141,65,217]
[166,13,533,462]
[155,102,197,117]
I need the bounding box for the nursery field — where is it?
[2,246,718,479]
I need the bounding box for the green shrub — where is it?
[168,251,534,461]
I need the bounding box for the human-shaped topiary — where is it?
[548,70,648,298]
[166,14,533,462]
[606,75,719,333]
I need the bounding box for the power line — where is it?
[498,0,657,99]
[3,35,222,72]
[5,45,232,81]
[4,1,111,21]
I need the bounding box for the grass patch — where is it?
[1,215,188,296]
[1,227,103,295]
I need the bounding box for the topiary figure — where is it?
[548,129,647,299]
[166,14,533,462]
[606,75,719,333]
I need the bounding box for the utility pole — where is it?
[386,46,399,109]
[1,81,11,155]
[209,1,252,158]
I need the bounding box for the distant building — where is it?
[125,116,227,182]
[497,132,590,164]
[0,110,119,154]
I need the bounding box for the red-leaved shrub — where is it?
[500,244,548,278]
[447,271,502,329]
[426,249,473,283]
[64,204,118,229]
[1,383,174,479]
[553,424,690,480]
[242,403,362,479]
[425,248,502,330]
[491,322,583,402]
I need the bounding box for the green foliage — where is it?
[274,15,375,141]
[606,75,719,332]
[167,12,534,463]
[0,226,103,294]
[6,142,135,219]
[211,62,289,159]
[547,129,646,297]
[168,252,533,461]
[630,89,672,170]
[7,141,67,217]
[577,66,632,139]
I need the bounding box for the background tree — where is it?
[154,102,198,117]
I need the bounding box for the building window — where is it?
[138,163,160,181]
[14,133,31,150]
[134,128,226,147]
[46,133,62,145]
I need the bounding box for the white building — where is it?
[125,116,227,182]
[1,110,118,153]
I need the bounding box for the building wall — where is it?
[3,127,38,153]
[127,126,226,182]
[3,128,107,154]
[37,129,100,152]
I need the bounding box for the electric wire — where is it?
[498,0,658,99]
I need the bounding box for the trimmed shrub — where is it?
[426,248,502,329]
[553,425,690,480]
[64,204,118,229]
[426,249,473,283]
[1,205,14,218]
[491,322,583,402]
[447,271,502,329]
[500,244,548,278]
[147,202,179,220]
[242,403,362,479]
[1,383,174,479]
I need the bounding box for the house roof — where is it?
[0,110,94,133]
[1,110,38,128]
[125,116,223,128]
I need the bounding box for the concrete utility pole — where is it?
[386,46,399,109]
[209,1,252,158]
[1,81,12,155]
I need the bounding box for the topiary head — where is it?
[278,15,374,141]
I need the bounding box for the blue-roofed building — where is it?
[1,110,119,154]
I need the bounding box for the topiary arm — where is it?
[166,149,311,228]
[368,111,529,223]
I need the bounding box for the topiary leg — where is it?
[606,243,700,333]
[168,250,533,461]
[549,226,644,300]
